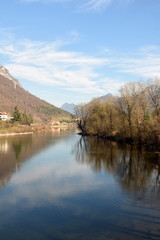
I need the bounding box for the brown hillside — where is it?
[0,74,70,122]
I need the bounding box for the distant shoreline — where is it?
[0,131,34,136]
[0,122,77,136]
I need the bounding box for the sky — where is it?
[0,0,160,107]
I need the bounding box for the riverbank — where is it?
[78,131,160,152]
[75,80,160,153]
[0,132,34,136]
[0,122,77,136]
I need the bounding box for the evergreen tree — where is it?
[13,106,22,123]
[22,111,33,125]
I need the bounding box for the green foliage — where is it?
[12,106,33,125]
[13,106,22,123]
[144,111,152,121]
[36,105,70,116]
[21,110,33,125]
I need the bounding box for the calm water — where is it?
[0,130,160,240]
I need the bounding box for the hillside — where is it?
[0,67,70,122]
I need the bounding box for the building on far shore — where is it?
[0,112,12,121]
[50,121,61,126]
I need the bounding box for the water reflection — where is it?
[0,133,160,239]
[73,136,160,199]
[0,139,9,153]
[0,131,72,190]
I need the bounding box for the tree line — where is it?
[75,79,160,151]
[12,106,33,125]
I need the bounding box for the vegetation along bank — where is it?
[75,79,160,152]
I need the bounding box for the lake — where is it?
[0,130,160,240]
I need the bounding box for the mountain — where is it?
[61,103,76,114]
[99,93,113,101]
[0,64,21,87]
[61,94,113,114]
[0,65,70,122]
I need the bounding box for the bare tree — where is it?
[147,78,160,116]
[74,103,89,133]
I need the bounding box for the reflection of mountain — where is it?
[0,132,72,190]
[73,136,160,199]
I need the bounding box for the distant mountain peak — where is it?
[0,64,21,87]
[99,93,112,100]
[61,103,76,114]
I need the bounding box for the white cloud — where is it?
[98,77,125,94]
[20,0,134,12]
[21,0,71,2]
[0,37,110,94]
[114,47,160,79]
[81,0,113,12]
[1,31,160,99]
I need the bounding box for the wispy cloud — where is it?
[0,34,110,94]
[114,47,160,79]
[80,0,113,12]
[21,0,71,3]
[20,0,133,12]
[1,30,160,99]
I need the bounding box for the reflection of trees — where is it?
[12,135,32,160]
[73,136,118,173]
[12,141,22,160]
[73,136,160,197]
[0,133,67,191]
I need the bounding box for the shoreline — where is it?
[0,124,77,136]
[78,131,160,153]
[0,131,34,136]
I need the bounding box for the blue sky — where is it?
[0,0,160,106]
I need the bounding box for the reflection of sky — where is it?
[0,133,115,210]
[0,133,160,240]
